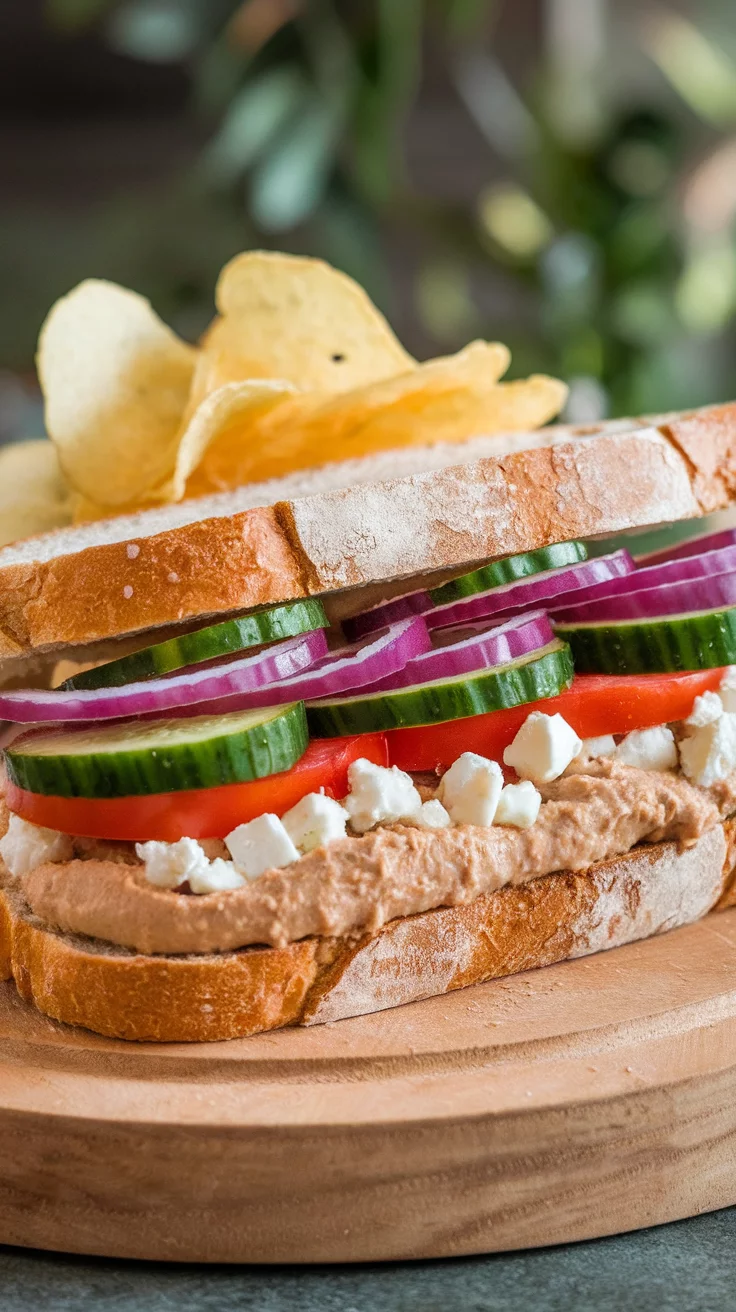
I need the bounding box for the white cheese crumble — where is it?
[282,791,349,853]
[503,712,582,785]
[0,814,73,879]
[438,752,503,827]
[136,838,208,889]
[614,725,677,772]
[136,838,247,894]
[188,858,246,895]
[494,780,542,829]
[679,712,736,787]
[344,758,422,833]
[413,798,451,829]
[686,691,724,728]
[225,814,299,879]
[580,734,616,760]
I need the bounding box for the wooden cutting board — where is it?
[3,909,736,1263]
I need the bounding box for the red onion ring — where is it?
[160,617,432,715]
[553,570,736,623]
[339,610,555,693]
[0,630,329,723]
[637,528,736,566]
[425,551,635,630]
[342,590,433,642]
[543,543,736,611]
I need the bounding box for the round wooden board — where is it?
[3,910,736,1264]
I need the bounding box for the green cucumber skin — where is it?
[63,600,328,690]
[307,642,574,737]
[7,703,308,799]
[556,609,736,674]
[429,541,587,605]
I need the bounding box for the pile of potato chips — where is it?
[3,251,568,543]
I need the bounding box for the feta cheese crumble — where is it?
[136,837,211,890]
[494,780,542,829]
[344,758,423,833]
[0,814,73,879]
[413,798,452,829]
[614,725,677,772]
[679,712,736,787]
[503,712,582,785]
[580,734,616,760]
[188,859,246,895]
[686,691,723,728]
[282,791,349,853]
[136,838,248,893]
[438,752,503,827]
[225,814,299,879]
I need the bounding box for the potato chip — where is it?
[181,340,568,497]
[0,440,72,547]
[183,251,415,416]
[37,279,197,506]
[35,255,569,524]
[169,378,300,499]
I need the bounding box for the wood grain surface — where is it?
[3,910,736,1263]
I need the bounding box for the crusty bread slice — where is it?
[0,401,733,678]
[0,824,729,1042]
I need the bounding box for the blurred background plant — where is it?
[3,0,736,445]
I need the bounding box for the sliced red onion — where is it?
[425,550,635,631]
[542,542,736,610]
[159,616,432,715]
[553,570,736,623]
[637,528,736,566]
[341,610,555,693]
[342,590,433,641]
[0,630,329,723]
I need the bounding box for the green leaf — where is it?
[249,95,343,232]
[201,67,307,186]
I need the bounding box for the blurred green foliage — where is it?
[11,0,736,423]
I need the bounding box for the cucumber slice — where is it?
[6,702,308,799]
[63,600,328,691]
[554,607,736,675]
[306,640,573,737]
[429,540,587,605]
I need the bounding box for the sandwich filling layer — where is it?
[10,758,731,955]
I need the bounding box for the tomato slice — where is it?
[386,669,726,772]
[6,733,388,842]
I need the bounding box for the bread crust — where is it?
[2,403,734,670]
[1,825,730,1042]
[660,403,736,514]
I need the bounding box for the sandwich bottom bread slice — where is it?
[1,812,735,1043]
[4,513,736,1040]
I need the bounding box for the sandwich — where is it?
[1,252,736,1043]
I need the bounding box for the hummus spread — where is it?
[21,760,723,954]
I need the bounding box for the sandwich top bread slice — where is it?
[0,400,734,680]
[4,251,736,1043]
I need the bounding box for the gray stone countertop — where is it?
[2,1208,736,1312]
